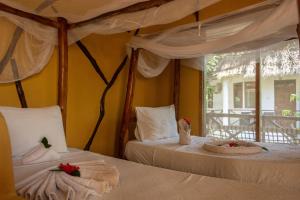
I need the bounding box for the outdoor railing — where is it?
[206,110,300,144]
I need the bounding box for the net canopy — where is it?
[0,0,220,83]
[127,0,299,78]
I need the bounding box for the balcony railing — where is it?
[206,109,300,144]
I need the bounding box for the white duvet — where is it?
[125,136,300,190]
[14,148,300,200]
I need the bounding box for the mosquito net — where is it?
[126,0,299,78]
[0,0,220,83]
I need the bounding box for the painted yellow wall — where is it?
[0,0,264,155]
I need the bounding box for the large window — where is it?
[204,39,300,144]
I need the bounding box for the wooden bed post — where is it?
[173,59,180,119]
[117,30,139,157]
[119,48,139,158]
[297,0,300,47]
[57,17,68,130]
[255,63,261,142]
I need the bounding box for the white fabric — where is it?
[0,0,220,42]
[21,144,61,165]
[13,149,300,200]
[16,160,119,200]
[127,0,299,77]
[135,105,178,141]
[125,136,300,190]
[0,106,68,156]
[0,12,56,83]
[0,0,220,82]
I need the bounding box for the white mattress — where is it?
[125,136,300,190]
[13,148,300,200]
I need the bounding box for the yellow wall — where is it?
[0,0,264,156]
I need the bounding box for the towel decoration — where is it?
[21,137,61,164]
[178,118,192,145]
[16,160,120,200]
[203,140,269,154]
[218,141,269,151]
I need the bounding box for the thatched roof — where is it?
[207,39,300,79]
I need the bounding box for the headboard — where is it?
[118,51,181,158]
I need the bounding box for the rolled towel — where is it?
[178,118,191,145]
[22,144,61,165]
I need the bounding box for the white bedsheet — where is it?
[13,148,300,200]
[125,136,300,190]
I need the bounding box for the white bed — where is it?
[13,148,300,200]
[125,136,300,190]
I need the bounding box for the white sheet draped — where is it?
[0,0,220,82]
[127,0,299,77]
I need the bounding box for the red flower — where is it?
[229,142,239,147]
[183,117,191,125]
[59,163,80,175]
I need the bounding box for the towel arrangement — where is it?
[21,143,61,164]
[178,118,191,145]
[16,160,120,200]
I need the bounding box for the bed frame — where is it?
[1,0,300,158]
[118,49,181,157]
[0,0,174,136]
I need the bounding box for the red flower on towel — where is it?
[229,142,239,147]
[59,163,80,177]
[183,117,191,125]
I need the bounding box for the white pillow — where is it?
[0,106,68,156]
[135,105,178,141]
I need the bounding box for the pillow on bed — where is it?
[135,105,178,141]
[0,106,68,157]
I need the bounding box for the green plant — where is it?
[205,55,222,108]
[282,109,292,117]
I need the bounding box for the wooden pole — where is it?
[57,17,68,130]
[255,63,260,142]
[199,70,204,136]
[11,59,27,108]
[297,0,300,47]
[119,48,139,158]
[0,2,58,28]
[173,59,180,119]
[69,0,174,29]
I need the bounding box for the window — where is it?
[204,39,300,144]
[245,81,255,108]
[233,83,243,108]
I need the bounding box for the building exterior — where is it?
[205,40,300,144]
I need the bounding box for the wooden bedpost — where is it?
[57,17,68,131]
[173,59,180,119]
[255,63,261,142]
[297,0,300,48]
[119,48,139,158]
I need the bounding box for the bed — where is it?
[125,135,300,190]
[13,148,300,200]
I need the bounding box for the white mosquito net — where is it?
[126,0,299,78]
[0,0,220,83]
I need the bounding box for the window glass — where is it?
[233,83,243,108]
[204,39,300,144]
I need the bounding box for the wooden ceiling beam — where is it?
[0,2,58,28]
[69,0,174,29]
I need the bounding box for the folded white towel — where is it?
[21,144,61,164]
[16,160,120,200]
